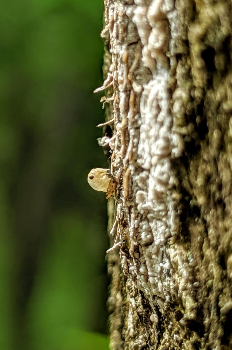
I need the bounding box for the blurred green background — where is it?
[0,0,110,349]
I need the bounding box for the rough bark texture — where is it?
[98,0,232,349]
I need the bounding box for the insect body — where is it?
[87,168,116,199]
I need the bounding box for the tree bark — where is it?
[99,0,232,349]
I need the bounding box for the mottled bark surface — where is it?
[98,0,232,349]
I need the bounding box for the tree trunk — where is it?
[99,0,232,349]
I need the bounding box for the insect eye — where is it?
[89,175,94,180]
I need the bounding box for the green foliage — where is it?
[0,0,109,349]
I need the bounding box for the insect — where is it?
[87,168,116,199]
